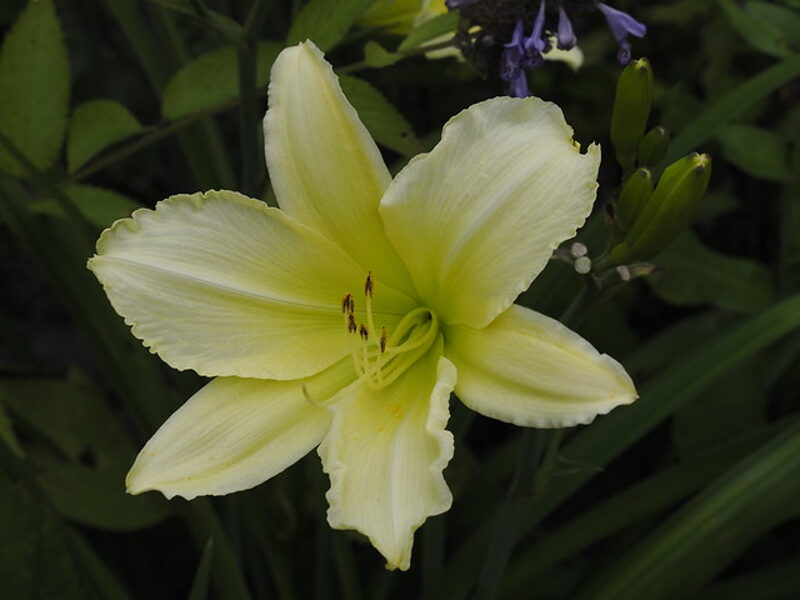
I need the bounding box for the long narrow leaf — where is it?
[576,419,800,599]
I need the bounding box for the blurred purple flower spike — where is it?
[556,5,577,50]
[595,2,647,64]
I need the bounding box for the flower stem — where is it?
[473,428,544,600]
[237,0,272,197]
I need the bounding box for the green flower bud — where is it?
[610,57,653,169]
[613,153,712,263]
[615,167,653,231]
[637,126,670,167]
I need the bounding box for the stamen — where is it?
[348,314,357,334]
[340,271,439,390]
[364,271,375,297]
[341,293,353,314]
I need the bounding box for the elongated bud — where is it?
[616,167,653,231]
[610,57,653,169]
[612,153,712,263]
[637,126,670,167]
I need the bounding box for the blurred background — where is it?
[1,0,799,599]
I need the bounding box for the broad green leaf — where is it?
[665,54,800,164]
[363,40,402,67]
[1,370,135,469]
[0,0,69,178]
[717,0,796,57]
[398,12,458,51]
[162,41,282,120]
[578,419,800,600]
[717,124,794,181]
[37,465,171,532]
[286,0,378,52]
[29,184,139,229]
[67,100,143,174]
[648,232,774,313]
[339,74,423,157]
[0,472,87,600]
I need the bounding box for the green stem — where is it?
[421,515,446,600]
[63,97,242,187]
[473,429,544,600]
[0,131,93,247]
[332,534,362,600]
[237,0,272,196]
[337,37,462,75]
[532,429,565,496]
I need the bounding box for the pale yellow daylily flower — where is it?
[88,40,636,571]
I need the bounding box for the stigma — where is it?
[341,273,438,391]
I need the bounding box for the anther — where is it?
[364,271,375,297]
[348,314,357,334]
[359,323,369,341]
[380,327,387,354]
[341,293,353,314]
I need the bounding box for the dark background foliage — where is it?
[1,1,800,599]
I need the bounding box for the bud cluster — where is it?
[601,58,712,268]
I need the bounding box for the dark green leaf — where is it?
[0,473,87,600]
[398,12,458,51]
[188,539,215,600]
[748,1,800,41]
[717,124,795,181]
[688,555,800,600]
[577,419,800,600]
[286,0,378,52]
[339,74,422,157]
[648,232,774,313]
[1,370,135,468]
[67,100,143,174]
[363,40,402,67]
[0,0,70,177]
[29,184,139,229]
[37,465,172,531]
[672,360,766,457]
[0,398,22,456]
[717,0,796,57]
[446,294,800,598]
[665,54,800,164]
[162,41,282,120]
[503,418,796,596]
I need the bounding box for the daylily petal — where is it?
[380,97,601,329]
[127,360,354,500]
[264,41,414,293]
[445,304,636,428]
[318,337,456,570]
[89,190,414,379]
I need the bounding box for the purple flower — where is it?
[507,71,531,98]
[596,2,647,64]
[524,0,548,57]
[556,5,577,50]
[500,19,528,80]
